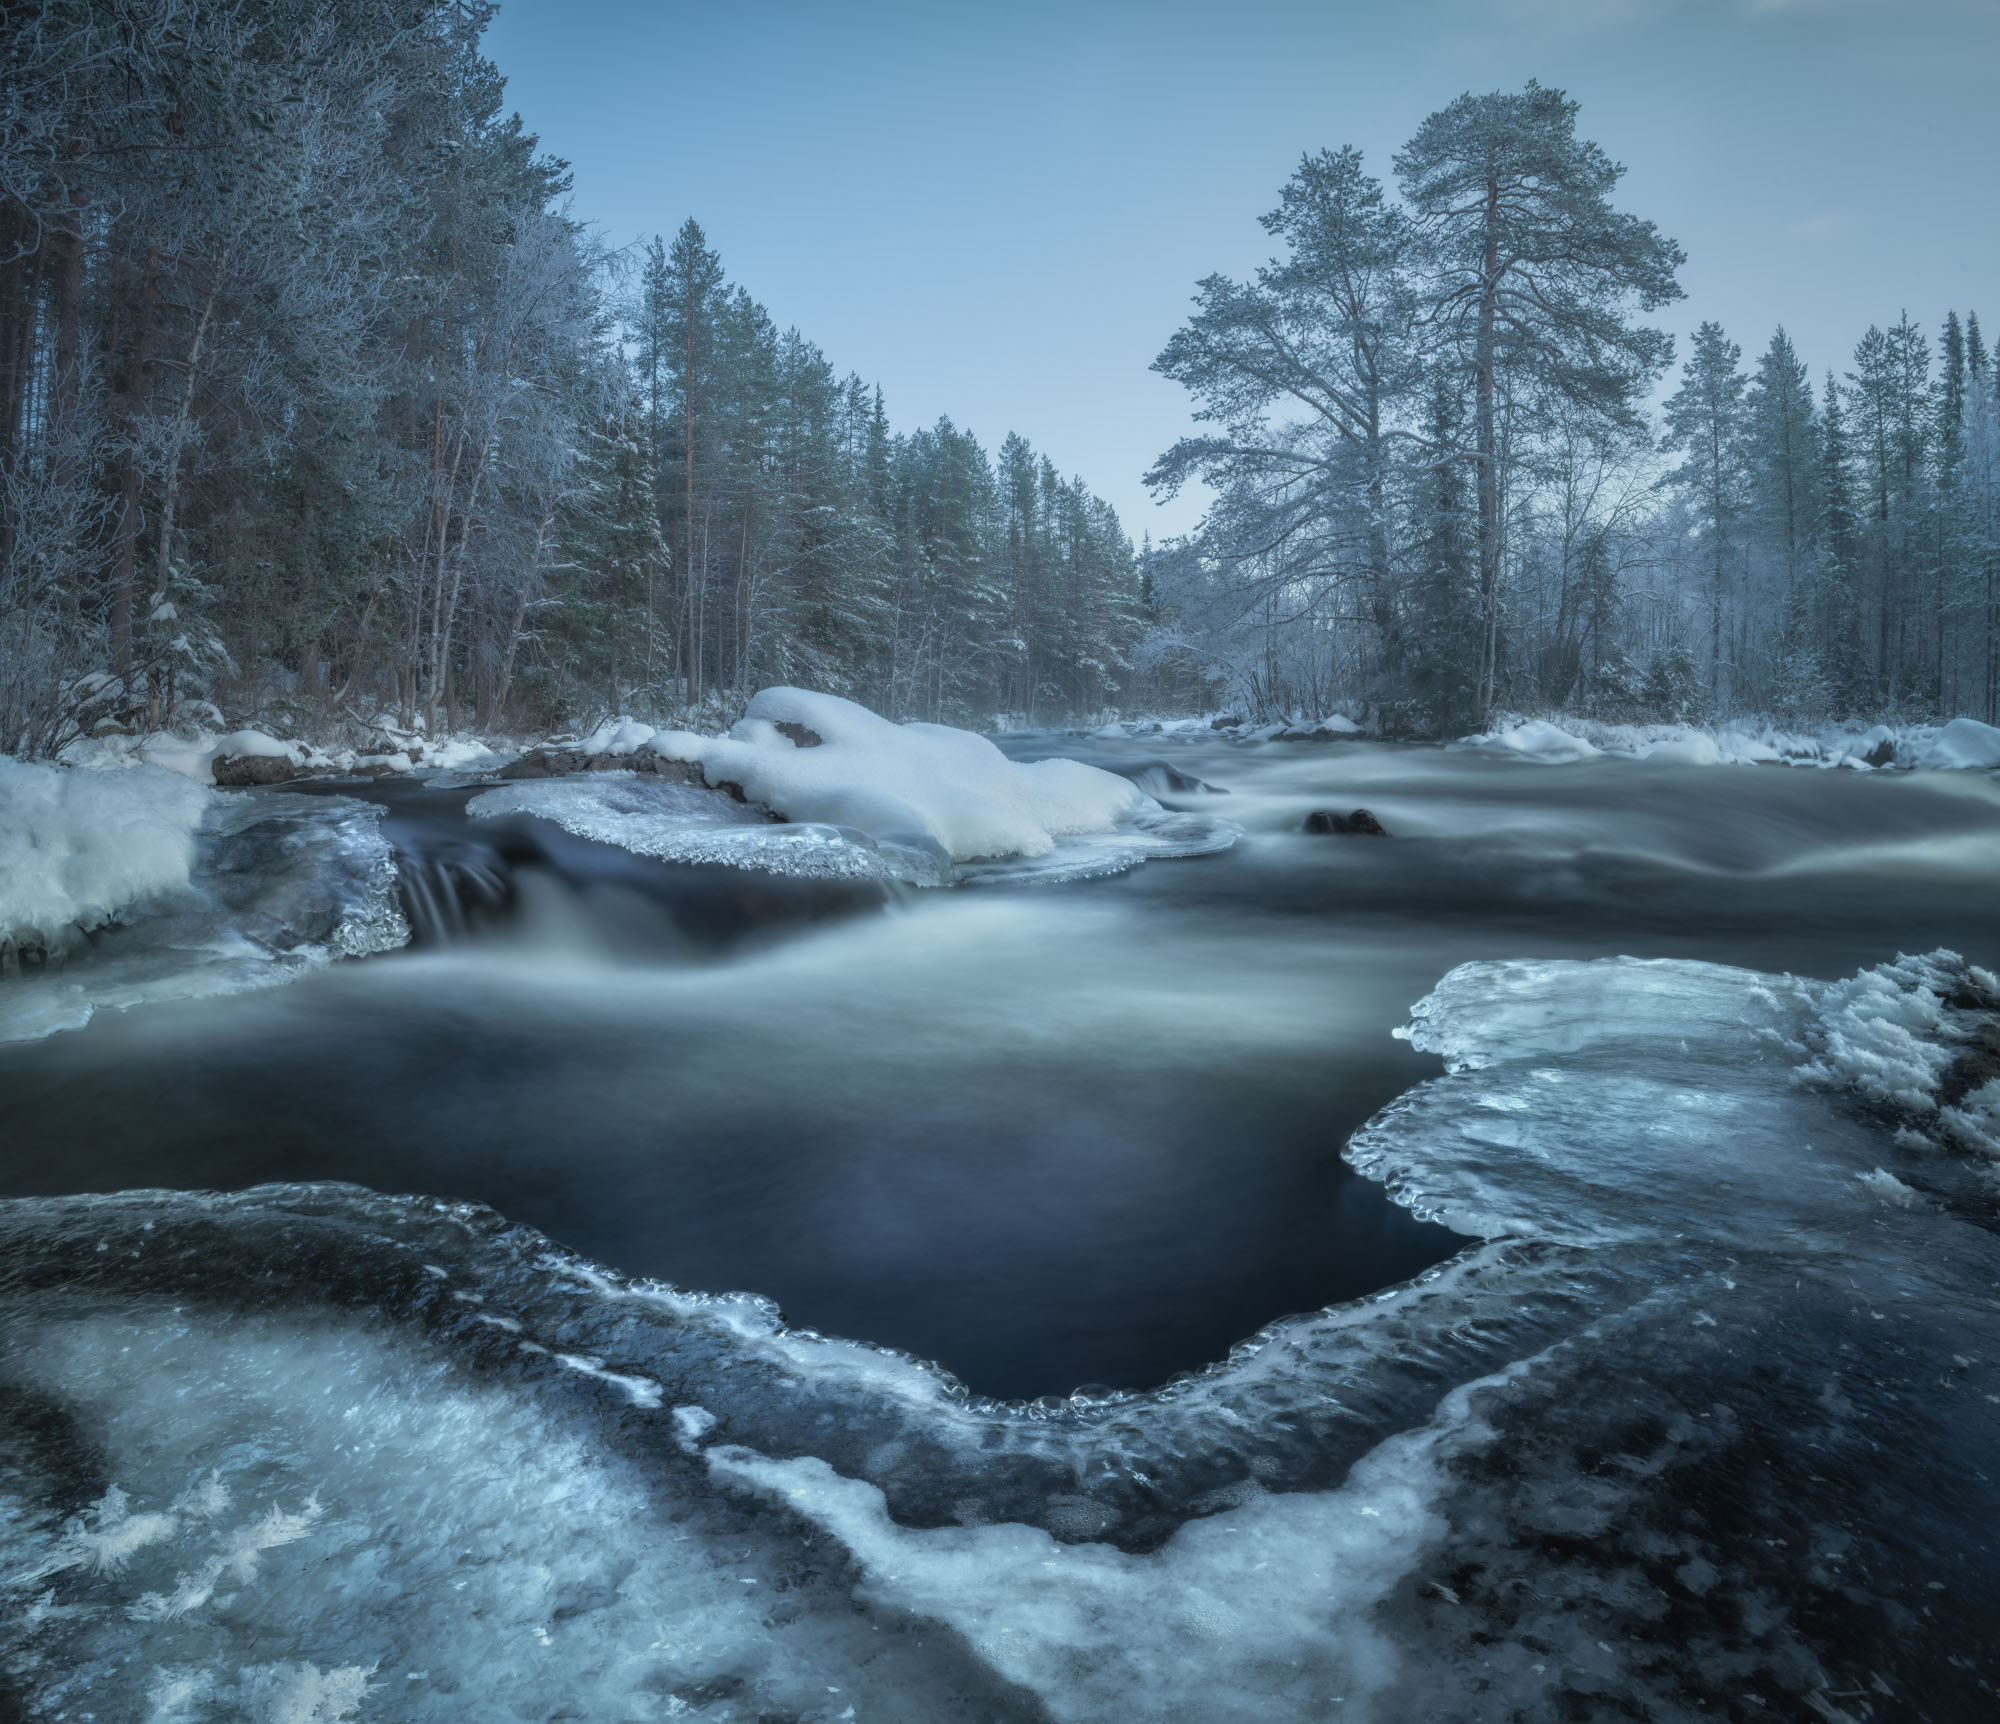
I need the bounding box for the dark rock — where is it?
[497,748,581,780]
[773,721,823,748]
[1211,715,1245,729]
[210,753,303,788]
[642,753,704,786]
[1863,737,1898,769]
[1304,808,1389,837]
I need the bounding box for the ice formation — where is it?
[3,950,1995,1718]
[0,784,408,1042]
[468,773,951,887]
[0,758,210,953]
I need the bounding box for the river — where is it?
[2,735,1997,1721]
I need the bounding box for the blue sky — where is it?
[485,0,2000,539]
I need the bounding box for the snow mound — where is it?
[0,758,210,954]
[1916,716,2000,772]
[650,688,1153,862]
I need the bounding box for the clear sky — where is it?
[484,0,2000,541]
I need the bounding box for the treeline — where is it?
[1142,82,2000,733]
[0,0,1140,757]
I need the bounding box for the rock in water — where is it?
[1304,808,1389,836]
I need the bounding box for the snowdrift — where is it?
[0,763,407,1041]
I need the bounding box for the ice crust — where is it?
[4,951,1998,1718]
[0,788,408,1043]
[467,773,951,887]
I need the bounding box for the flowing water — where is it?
[3,738,1998,1721]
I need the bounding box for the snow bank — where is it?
[0,784,407,1042]
[651,688,1149,862]
[1448,712,2000,772]
[0,757,210,952]
[1916,716,2000,772]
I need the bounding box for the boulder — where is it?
[497,748,583,780]
[210,753,304,788]
[1304,808,1389,837]
[773,720,823,748]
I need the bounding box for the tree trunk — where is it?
[110,247,162,683]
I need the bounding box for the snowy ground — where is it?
[1,949,1994,1720]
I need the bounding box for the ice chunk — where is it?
[1916,716,2000,771]
[650,688,1150,861]
[0,758,210,954]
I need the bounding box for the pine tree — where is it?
[1395,81,1684,719]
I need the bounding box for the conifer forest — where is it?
[2,3,1994,753]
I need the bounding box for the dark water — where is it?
[5,739,1998,1400]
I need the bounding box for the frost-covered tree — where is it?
[1394,81,1684,715]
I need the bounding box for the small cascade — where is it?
[392,830,516,943]
[380,798,890,955]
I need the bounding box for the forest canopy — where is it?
[0,0,1140,755]
[1,5,1991,753]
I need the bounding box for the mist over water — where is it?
[5,739,1996,1401]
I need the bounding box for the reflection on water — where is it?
[5,739,1998,1399]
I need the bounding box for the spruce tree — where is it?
[1662,322,1748,704]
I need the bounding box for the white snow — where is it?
[0,758,210,950]
[650,688,1150,862]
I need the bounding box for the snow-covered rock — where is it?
[651,688,1152,863]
